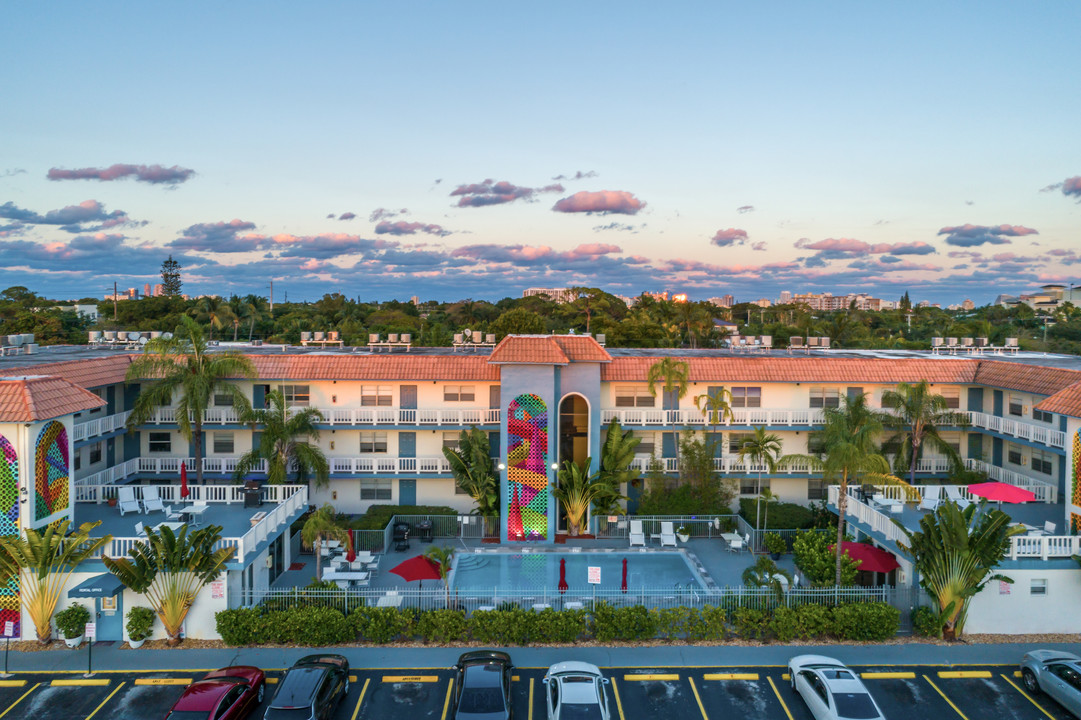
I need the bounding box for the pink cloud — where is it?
[711,228,749,247]
[375,221,450,236]
[552,190,645,215]
[48,163,194,185]
[451,179,563,207]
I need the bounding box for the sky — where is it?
[1,2,1079,306]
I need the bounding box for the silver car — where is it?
[542,661,611,720]
[1021,650,1081,718]
[788,655,886,720]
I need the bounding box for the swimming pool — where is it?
[450,551,706,592]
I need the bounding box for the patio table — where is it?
[151,521,185,534]
[180,505,210,526]
[376,594,404,608]
[322,570,370,586]
[720,532,742,545]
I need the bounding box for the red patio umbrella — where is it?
[390,555,443,583]
[831,541,900,574]
[345,531,356,563]
[967,482,1036,504]
[558,557,568,594]
[179,463,190,506]
[621,558,628,593]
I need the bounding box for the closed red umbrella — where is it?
[390,555,442,582]
[831,541,900,574]
[558,557,568,594]
[967,482,1036,504]
[621,558,628,593]
[179,463,189,506]
[345,531,356,563]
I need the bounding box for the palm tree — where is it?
[103,524,234,645]
[424,545,455,607]
[881,380,963,485]
[646,357,690,404]
[0,520,111,643]
[694,388,734,460]
[736,427,783,529]
[570,287,611,334]
[757,487,779,531]
[300,504,349,581]
[599,419,642,493]
[126,315,257,485]
[895,501,1024,640]
[190,296,236,342]
[233,389,329,487]
[551,458,624,536]
[442,428,497,516]
[741,555,792,601]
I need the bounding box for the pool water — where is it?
[450,551,704,592]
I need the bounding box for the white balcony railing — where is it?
[75,458,140,487]
[967,410,1066,449]
[72,411,132,442]
[965,459,1058,503]
[138,456,475,475]
[828,486,910,545]
[601,408,826,427]
[146,407,500,427]
[138,457,266,474]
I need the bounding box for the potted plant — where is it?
[764,532,786,560]
[55,602,91,648]
[676,526,690,543]
[126,606,155,649]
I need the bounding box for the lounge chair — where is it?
[659,521,677,548]
[142,485,165,514]
[944,486,971,510]
[628,519,646,547]
[134,521,146,536]
[918,485,941,511]
[1043,521,1056,535]
[117,487,141,516]
[727,536,744,553]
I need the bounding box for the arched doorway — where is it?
[557,394,589,533]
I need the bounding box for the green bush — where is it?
[794,603,832,640]
[216,607,267,646]
[351,505,457,530]
[536,609,587,643]
[792,530,859,586]
[636,484,733,515]
[591,603,656,642]
[416,609,468,643]
[259,578,365,613]
[831,602,900,641]
[738,498,814,529]
[731,607,769,640]
[349,607,416,643]
[911,606,941,638]
[55,603,91,639]
[126,606,155,642]
[763,532,786,555]
[769,607,799,642]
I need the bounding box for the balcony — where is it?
[627,455,818,474]
[965,459,1058,502]
[137,455,479,476]
[966,410,1066,449]
[72,410,132,442]
[601,407,826,427]
[75,458,140,486]
[144,407,500,427]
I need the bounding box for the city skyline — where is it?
[1,2,1078,304]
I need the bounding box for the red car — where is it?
[165,666,266,720]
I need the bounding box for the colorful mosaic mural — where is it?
[507,393,549,541]
[35,421,69,522]
[1072,429,1081,534]
[0,434,19,637]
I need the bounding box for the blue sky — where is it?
[1,2,1078,304]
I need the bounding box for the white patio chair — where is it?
[727,536,744,553]
[164,504,184,521]
[944,486,971,510]
[117,487,141,516]
[134,521,146,536]
[659,521,677,548]
[142,485,165,514]
[1044,521,1056,535]
[918,486,941,511]
[628,519,645,547]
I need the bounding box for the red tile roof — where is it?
[1035,381,1081,418]
[3,355,134,389]
[489,335,610,365]
[973,360,1081,397]
[601,357,981,384]
[246,355,500,381]
[0,376,106,421]
[551,336,612,363]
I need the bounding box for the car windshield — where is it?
[833,692,879,719]
[263,709,313,720]
[166,713,211,720]
[459,688,505,714]
[559,703,605,720]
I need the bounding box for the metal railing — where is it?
[74,481,306,505]
[967,410,1066,449]
[72,410,132,442]
[965,459,1058,502]
[601,408,826,427]
[75,458,140,487]
[145,406,500,427]
[345,513,499,554]
[829,487,910,545]
[594,515,739,539]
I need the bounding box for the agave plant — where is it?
[551,458,625,536]
[0,520,111,643]
[103,524,235,645]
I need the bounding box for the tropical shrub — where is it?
[911,606,941,638]
[55,603,91,640]
[794,603,833,640]
[126,606,156,642]
[349,607,416,643]
[793,530,859,586]
[763,533,786,555]
[590,603,656,642]
[831,602,900,641]
[415,609,468,643]
[738,499,814,529]
[731,607,769,640]
[769,607,799,642]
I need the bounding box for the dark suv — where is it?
[264,655,350,720]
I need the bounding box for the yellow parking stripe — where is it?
[704,673,758,681]
[782,673,790,681]
[938,670,991,679]
[0,681,25,688]
[0,682,39,719]
[528,678,534,720]
[440,678,453,720]
[51,678,110,686]
[767,676,794,720]
[923,675,971,720]
[611,678,626,720]
[85,681,126,720]
[350,678,370,720]
[623,673,679,681]
[134,678,191,685]
[266,677,278,684]
[861,672,916,679]
[1000,674,1057,720]
[513,675,520,682]
[383,675,439,683]
[688,677,709,720]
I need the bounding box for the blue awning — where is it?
[69,573,124,598]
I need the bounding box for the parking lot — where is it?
[0,662,1072,719]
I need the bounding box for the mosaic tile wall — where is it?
[0,434,19,637]
[506,394,549,541]
[35,422,69,523]
[1072,429,1081,534]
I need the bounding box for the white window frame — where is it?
[360,479,392,501]
[1008,394,1024,417]
[1030,578,1048,596]
[89,441,102,465]
[443,385,476,402]
[442,432,461,451]
[730,387,762,408]
[809,387,840,409]
[1007,443,1023,466]
[359,432,388,454]
[213,432,235,455]
[361,385,393,407]
[614,386,655,408]
[213,392,235,407]
[148,432,172,453]
[1032,448,1053,475]
[279,385,310,408]
[939,387,961,409]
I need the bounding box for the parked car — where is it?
[452,650,514,720]
[543,661,611,720]
[788,655,886,720]
[264,654,350,720]
[165,666,266,720]
[1021,650,1081,717]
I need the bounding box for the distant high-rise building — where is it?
[153,283,164,297]
[961,299,975,310]
[641,291,669,302]
[411,295,420,305]
[752,298,772,307]
[523,287,579,304]
[144,283,152,298]
[778,290,792,304]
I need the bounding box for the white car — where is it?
[542,661,611,720]
[788,655,886,720]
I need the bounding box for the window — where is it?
[807,432,827,455]
[361,385,393,407]
[89,388,104,413]
[729,433,754,454]
[75,452,82,471]
[1008,394,1024,417]
[361,479,392,500]
[846,386,864,402]
[279,385,310,407]
[148,432,171,453]
[741,477,769,495]
[444,385,476,402]
[1030,578,1048,596]
[809,388,840,408]
[614,386,655,408]
[1007,444,1023,466]
[1033,408,1054,424]
[213,432,235,454]
[359,432,388,453]
[213,392,234,407]
[807,479,827,500]
[633,432,656,456]
[89,442,102,464]
[442,432,461,451]
[730,387,762,408]
[939,387,960,409]
[1032,449,1053,475]
[940,433,961,456]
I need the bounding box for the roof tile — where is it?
[489,336,570,365]
[601,357,981,384]
[1034,381,1081,418]
[0,376,106,422]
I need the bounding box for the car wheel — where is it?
[257,682,265,703]
[1021,669,1039,695]
[789,670,796,693]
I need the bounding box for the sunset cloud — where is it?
[451,179,563,207]
[369,207,408,222]
[374,220,450,236]
[937,223,1038,247]
[171,219,260,252]
[48,163,195,185]
[338,212,356,221]
[737,205,755,214]
[711,228,749,247]
[0,199,139,233]
[552,190,645,215]
[552,170,597,181]
[1040,175,1081,201]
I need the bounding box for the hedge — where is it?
[738,498,814,529]
[350,505,458,531]
[216,600,901,646]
